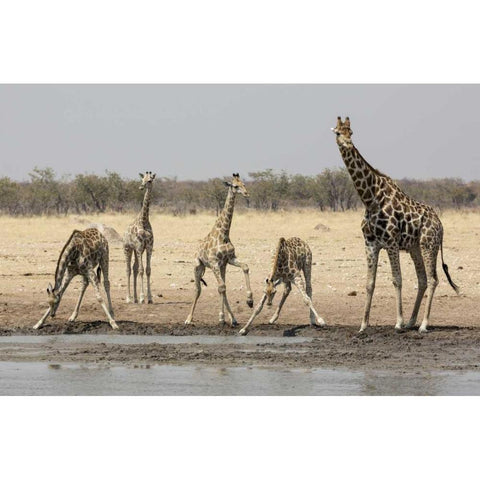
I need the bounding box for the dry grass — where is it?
[0,209,478,329]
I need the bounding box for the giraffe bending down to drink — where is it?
[239,237,325,335]
[123,171,155,304]
[185,173,253,326]
[33,228,118,330]
[332,116,459,333]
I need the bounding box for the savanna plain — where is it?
[1,209,479,373]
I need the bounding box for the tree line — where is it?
[0,167,479,216]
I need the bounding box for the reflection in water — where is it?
[1,362,479,395]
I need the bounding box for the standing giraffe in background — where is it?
[185,173,253,326]
[239,237,325,335]
[33,228,118,330]
[123,171,156,304]
[332,117,459,333]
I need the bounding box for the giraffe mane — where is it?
[54,230,81,283]
[270,237,287,279]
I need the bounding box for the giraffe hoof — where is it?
[247,299,254,308]
[238,328,247,336]
[418,326,428,334]
[231,319,238,327]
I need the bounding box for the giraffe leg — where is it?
[68,276,88,322]
[406,246,427,329]
[185,260,205,325]
[228,257,253,308]
[418,245,439,333]
[361,243,380,332]
[33,308,52,330]
[239,294,267,335]
[132,251,139,303]
[212,265,236,327]
[303,259,325,326]
[100,255,115,317]
[146,247,153,304]
[124,246,133,303]
[387,247,405,330]
[138,250,146,304]
[88,269,119,330]
[292,275,325,327]
[268,282,291,324]
[220,263,238,327]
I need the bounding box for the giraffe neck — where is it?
[270,238,286,279]
[214,187,236,240]
[339,145,381,208]
[53,231,78,292]
[138,185,152,225]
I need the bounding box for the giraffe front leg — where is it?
[219,264,238,327]
[269,282,291,324]
[138,251,145,304]
[228,257,253,308]
[68,276,88,322]
[239,294,267,335]
[124,247,133,303]
[387,247,404,331]
[146,247,153,304]
[132,252,139,303]
[361,243,380,333]
[292,276,325,327]
[33,307,51,330]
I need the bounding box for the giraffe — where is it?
[239,237,325,335]
[185,173,253,326]
[33,228,118,330]
[332,116,459,333]
[123,171,156,304]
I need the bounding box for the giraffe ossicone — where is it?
[33,228,118,330]
[123,171,156,304]
[239,237,325,335]
[332,116,459,333]
[185,173,253,327]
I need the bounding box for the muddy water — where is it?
[1,361,479,395]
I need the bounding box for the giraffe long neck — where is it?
[214,187,236,239]
[339,145,380,208]
[270,238,286,279]
[53,231,78,292]
[138,185,152,225]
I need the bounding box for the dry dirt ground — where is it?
[0,210,479,371]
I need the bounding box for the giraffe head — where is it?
[138,171,156,190]
[332,116,354,149]
[224,173,249,198]
[46,283,60,317]
[264,278,280,306]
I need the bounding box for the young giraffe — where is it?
[185,173,253,326]
[332,116,459,333]
[239,237,325,335]
[123,171,156,304]
[33,228,118,330]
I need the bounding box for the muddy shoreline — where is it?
[1,323,479,372]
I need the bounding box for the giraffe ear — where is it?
[139,173,144,179]
[152,173,156,179]
[224,181,232,188]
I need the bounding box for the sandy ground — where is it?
[0,209,478,370]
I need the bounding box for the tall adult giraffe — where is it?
[332,117,459,333]
[185,173,253,326]
[123,171,155,304]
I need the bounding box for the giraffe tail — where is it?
[201,278,207,287]
[440,236,459,295]
[96,266,102,282]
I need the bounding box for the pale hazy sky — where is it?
[1,84,479,182]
